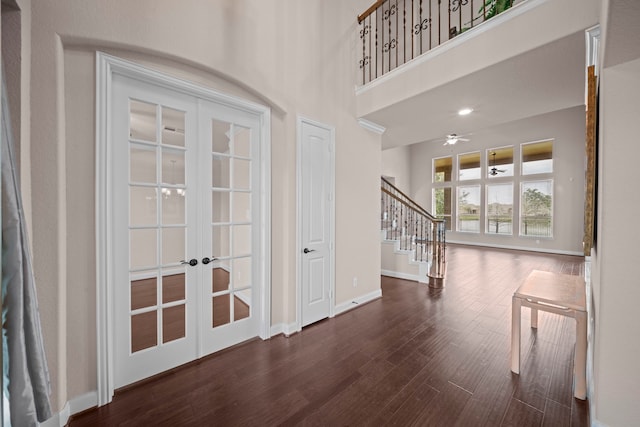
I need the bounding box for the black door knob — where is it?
[303,248,316,254]
[181,258,198,267]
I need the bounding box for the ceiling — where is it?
[362,31,587,150]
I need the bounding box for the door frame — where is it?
[295,116,336,333]
[95,52,271,405]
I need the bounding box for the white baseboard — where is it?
[334,289,382,316]
[270,322,298,337]
[446,240,583,256]
[41,391,97,427]
[381,269,420,282]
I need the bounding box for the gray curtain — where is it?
[2,64,52,426]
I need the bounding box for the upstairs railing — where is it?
[381,177,446,287]
[358,0,515,85]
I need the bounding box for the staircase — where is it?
[380,177,446,287]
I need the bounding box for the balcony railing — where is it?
[358,0,514,85]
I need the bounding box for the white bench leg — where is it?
[574,310,587,399]
[511,295,522,374]
[531,306,538,329]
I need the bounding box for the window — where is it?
[433,187,452,231]
[522,140,553,175]
[486,183,513,235]
[433,156,452,182]
[487,146,514,178]
[520,180,553,237]
[459,152,481,180]
[457,185,480,232]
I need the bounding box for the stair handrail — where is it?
[381,176,446,288]
[381,176,435,220]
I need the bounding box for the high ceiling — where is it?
[361,31,587,150]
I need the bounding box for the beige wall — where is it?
[26,0,380,412]
[381,145,412,193]
[409,107,586,254]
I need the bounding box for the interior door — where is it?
[299,119,334,327]
[112,75,199,388]
[198,100,261,356]
[111,75,262,388]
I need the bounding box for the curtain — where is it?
[2,63,52,425]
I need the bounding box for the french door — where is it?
[111,73,263,389]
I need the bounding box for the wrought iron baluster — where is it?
[369,15,372,82]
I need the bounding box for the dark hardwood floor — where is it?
[70,244,588,426]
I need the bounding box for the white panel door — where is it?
[299,119,334,327]
[111,74,263,388]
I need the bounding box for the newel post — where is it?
[428,219,446,288]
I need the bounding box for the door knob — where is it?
[303,248,315,254]
[202,257,218,265]
[181,258,198,267]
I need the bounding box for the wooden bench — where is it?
[511,270,587,400]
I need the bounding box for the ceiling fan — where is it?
[489,152,507,176]
[442,133,470,146]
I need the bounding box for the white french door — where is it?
[110,73,263,389]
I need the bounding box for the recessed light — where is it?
[458,108,473,116]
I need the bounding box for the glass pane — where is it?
[521,180,553,237]
[234,126,251,157]
[130,186,157,226]
[233,159,251,190]
[232,224,252,256]
[131,311,157,353]
[162,227,185,266]
[486,183,513,235]
[212,119,231,154]
[130,229,157,269]
[130,144,157,184]
[212,265,230,293]
[522,140,553,175]
[459,152,481,181]
[433,187,452,231]
[130,100,156,142]
[162,149,185,186]
[162,304,185,343]
[433,157,452,182]
[162,190,185,225]
[162,273,185,303]
[458,186,481,233]
[487,147,514,177]
[212,225,230,258]
[212,155,231,188]
[212,191,230,223]
[212,295,231,328]
[233,192,251,222]
[233,291,250,321]
[161,107,185,147]
[131,276,157,310]
[232,257,252,289]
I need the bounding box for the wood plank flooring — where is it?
[70,244,588,426]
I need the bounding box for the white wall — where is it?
[409,106,586,254]
[25,0,380,412]
[591,56,640,427]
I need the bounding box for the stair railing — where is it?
[381,177,446,287]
